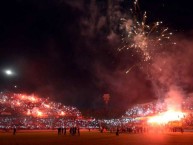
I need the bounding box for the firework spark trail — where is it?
[125,62,141,74]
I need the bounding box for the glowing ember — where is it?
[37,111,43,117]
[60,111,66,116]
[16,101,21,106]
[29,96,37,102]
[43,104,50,108]
[147,110,185,124]
[27,109,31,115]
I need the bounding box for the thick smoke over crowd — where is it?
[150,34,193,110]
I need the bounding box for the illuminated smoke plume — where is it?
[146,34,193,124]
[120,0,190,118]
[149,35,193,111]
[165,85,184,111]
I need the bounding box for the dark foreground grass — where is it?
[1,130,193,145]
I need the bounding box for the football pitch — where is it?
[1,130,193,145]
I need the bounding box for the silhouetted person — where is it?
[77,127,80,136]
[181,127,184,134]
[58,127,61,135]
[70,127,73,135]
[116,127,119,136]
[74,127,77,135]
[61,127,64,134]
[100,128,104,133]
[64,127,66,135]
[13,127,16,135]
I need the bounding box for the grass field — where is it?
[1,130,193,145]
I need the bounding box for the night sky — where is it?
[0,0,193,118]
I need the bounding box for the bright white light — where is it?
[4,70,14,76]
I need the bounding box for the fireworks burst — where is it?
[119,0,174,63]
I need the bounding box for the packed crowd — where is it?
[0,92,81,118]
[1,92,193,132]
